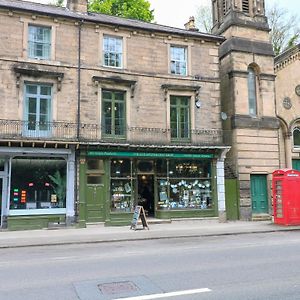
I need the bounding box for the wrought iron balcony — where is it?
[0,120,227,146]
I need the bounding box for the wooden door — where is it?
[251,175,268,214]
[225,179,239,220]
[86,185,105,223]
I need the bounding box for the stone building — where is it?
[0,0,229,229]
[275,44,300,170]
[212,0,279,220]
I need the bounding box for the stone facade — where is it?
[212,0,279,220]
[0,0,228,229]
[275,45,300,169]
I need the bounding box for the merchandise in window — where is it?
[103,35,123,68]
[102,90,126,137]
[28,25,51,60]
[110,159,134,212]
[170,46,187,75]
[157,160,212,210]
[10,157,67,210]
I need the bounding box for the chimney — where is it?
[67,0,88,13]
[184,16,199,31]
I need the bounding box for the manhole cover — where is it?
[98,281,139,295]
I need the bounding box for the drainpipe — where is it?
[77,20,83,139]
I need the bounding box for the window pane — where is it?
[170,46,187,75]
[10,157,66,210]
[102,90,125,137]
[248,67,257,116]
[28,25,51,59]
[103,35,123,67]
[294,129,300,147]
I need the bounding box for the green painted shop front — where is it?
[79,150,219,226]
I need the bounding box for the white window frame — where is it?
[170,45,188,76]
[23,83,53,138]
[28,24,52,60]
[102,34,123,68]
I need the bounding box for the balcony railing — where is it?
[0,120,228,146]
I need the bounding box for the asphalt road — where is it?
[1,231,300,300]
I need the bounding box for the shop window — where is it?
[0,158,5,171]
[137,160,153,173]
[28,24,51,60]
[110,159,134,212]
[10,157,66,210]
[157,160,212,210]
[102,89,126,138]
[86,159,104,185]
[170,96,190,140]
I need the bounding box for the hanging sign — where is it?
[130,206,149,231]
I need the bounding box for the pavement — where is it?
[1,218,300,249]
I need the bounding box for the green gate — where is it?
[225,179,239,220]
[251,175,268,214]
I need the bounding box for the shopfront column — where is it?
[66,148,76,225]
[217,148,230,222]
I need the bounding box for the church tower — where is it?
[212,0,280,220]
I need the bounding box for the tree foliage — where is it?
[195,2,300,55]
[195,4,213,33]
[88,0,154,22]
[267,3,300,56]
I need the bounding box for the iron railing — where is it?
[0,119,228,146]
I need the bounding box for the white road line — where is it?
[113,288,212,300]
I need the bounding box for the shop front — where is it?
[0,147,75,230]
[79,149,228,226]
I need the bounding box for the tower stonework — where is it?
[212,0,280,220]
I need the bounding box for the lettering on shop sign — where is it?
[130,206,149,231]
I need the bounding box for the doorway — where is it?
[137,175,154,216]
[251,175,268,214]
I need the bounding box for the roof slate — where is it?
[0,0,224,42]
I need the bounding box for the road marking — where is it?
[113,288,212,300]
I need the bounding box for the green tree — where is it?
[267,3,300,56]
[88,0,154,22]
[195,4,213,33]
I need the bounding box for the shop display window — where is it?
[157,160,212,210]
[110,159,134,212]
[10,157,67,210]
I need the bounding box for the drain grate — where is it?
[98,281,139,295]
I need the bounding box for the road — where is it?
[1,231,300,299]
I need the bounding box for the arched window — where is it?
[293,128,300,147]
[248,66,257,116]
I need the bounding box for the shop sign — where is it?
[87,151,214,159]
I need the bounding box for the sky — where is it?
[24,0,300,29]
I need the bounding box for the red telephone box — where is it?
[272,169,300,225]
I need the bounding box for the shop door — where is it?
[251,175,268,214]
[225,179,239,220]
[86,185,105,223]
[138,175,154,217]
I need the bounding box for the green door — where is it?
[292,160,300,170]
[225,179,239,220]
[251,175,268,214]
[86,185,105,223]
